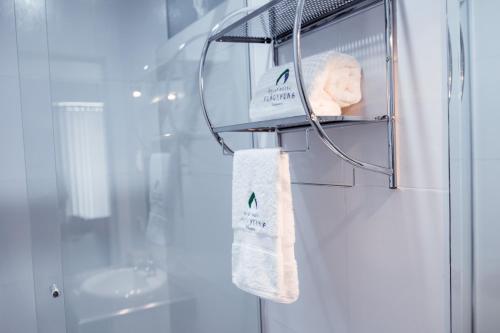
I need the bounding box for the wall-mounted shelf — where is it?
[198,0,397,188]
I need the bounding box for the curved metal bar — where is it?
[447,28,453,103]
[198,7,256,156]
[292,0,394,176]
[199,38,233,154]
[459,23,465,101]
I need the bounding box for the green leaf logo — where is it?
[248,192,258,209]
[276,69,290,85]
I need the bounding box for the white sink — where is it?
[81,267,167,299]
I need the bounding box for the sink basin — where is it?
[81,267,167,299]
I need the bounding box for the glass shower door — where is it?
[33,0,260,332]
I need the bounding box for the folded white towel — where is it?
[232,148,299,303]
[249,51,362,121]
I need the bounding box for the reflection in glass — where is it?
[56,102,110,220]
[167,0,224,37]
[44,0,259,332]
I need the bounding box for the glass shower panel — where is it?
[42,0,259,332]
[450,0,500,332]
[448,0,472,332]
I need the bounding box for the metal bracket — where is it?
[277,128,312,153]
[292,165,356,187]
[220,138,234,156]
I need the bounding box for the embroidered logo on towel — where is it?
[276,69,290,85]
[248,192,258,209]
[242,192,266,231]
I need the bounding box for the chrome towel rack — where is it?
[198,0,397,188]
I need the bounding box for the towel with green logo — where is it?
[232,148,298,303]
[249,50,362,121]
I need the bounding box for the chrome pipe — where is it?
[384,0,397,188]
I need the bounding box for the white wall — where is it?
[251,1,451,332]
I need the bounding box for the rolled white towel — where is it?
[250,51,362,121]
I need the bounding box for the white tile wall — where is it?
[258,0,451,332]
[263,186,450,333]
[345,188,449,332]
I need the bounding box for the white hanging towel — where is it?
[232,148,299,303]
[249,51,362,121]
